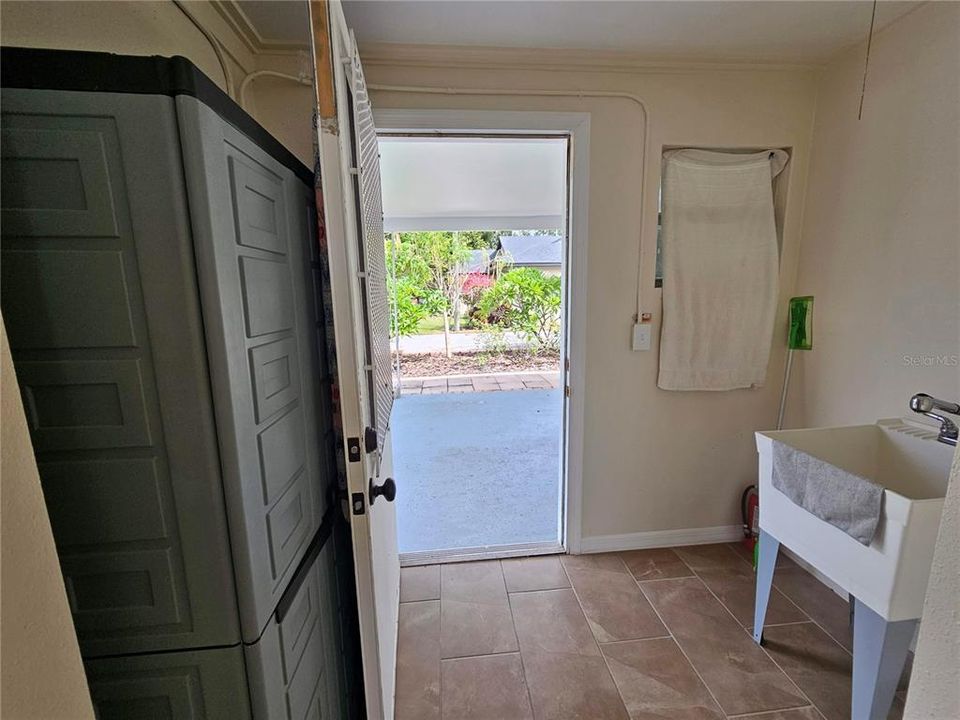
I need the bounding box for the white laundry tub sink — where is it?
[755,418,952,622]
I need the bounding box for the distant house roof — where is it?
[463,249,491,273]
[498,235,562,267]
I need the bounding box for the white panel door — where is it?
[311,3,400,718]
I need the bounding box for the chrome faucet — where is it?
[910,393,960,446]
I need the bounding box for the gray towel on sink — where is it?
[770,440,884,545]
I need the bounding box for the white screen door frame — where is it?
[311,2,399,718]
[374,108,591,556]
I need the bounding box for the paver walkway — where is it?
[399,371,561,395]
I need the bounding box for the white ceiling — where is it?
[236,1,918,64]
[380,137,568,231]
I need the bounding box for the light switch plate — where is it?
[632,322,651,351]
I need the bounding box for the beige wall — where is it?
[0,0,316,164]
[364,52,820,541]
[786,4,960,713]
[786,2,960,429]
[1,317,94,719]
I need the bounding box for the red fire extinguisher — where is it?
[741,485,759,555]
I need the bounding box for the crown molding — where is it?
[357,42,824,75]
[213,1,310,56]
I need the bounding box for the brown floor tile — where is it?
[726,540,755,565]
[502,556,570,593]
[694,561,807,627]
[396,601,441,720]
[441,562,518,658]
[401,565,441,603]
[742,708,825,720]
[561,552,626,572]
[641,577,806,716]
[441,562,507,606]
[620,548,693,581]
[522,650,629,720]
[673,544,744,570]
[601,637,724,719]
[890,691,906,720]
[562,555,666,643]
[761,622,852,720]
[441,653,533,720]
[726,541,797,570]
[510,588,599,656]
[773,567,852,651]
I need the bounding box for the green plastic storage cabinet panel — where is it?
[0,89,240,658]
[176,95,328,642]
[85,647,251,720]
[245,541,344,720]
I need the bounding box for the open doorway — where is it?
[380,133,571,563]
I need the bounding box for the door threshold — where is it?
[400,541,564,567]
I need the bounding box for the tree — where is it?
[385,233,430,339]
[415,231,471,357]
[459,230,499,249]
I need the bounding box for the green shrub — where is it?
[477,268,562,351]
[389,276,428,337]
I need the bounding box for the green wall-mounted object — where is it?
[788,296,814,350]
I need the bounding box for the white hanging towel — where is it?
[658,149,788,391]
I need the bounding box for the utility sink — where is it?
[755,418,953,622]
[755,418,954,720]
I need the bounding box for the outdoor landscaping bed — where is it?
[396,350,560,377]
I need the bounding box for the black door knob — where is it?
[369,477,396,505]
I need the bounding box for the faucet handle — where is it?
[910,393,960,416]
[910,393,960,446]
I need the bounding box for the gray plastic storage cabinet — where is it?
[1,48,350,719]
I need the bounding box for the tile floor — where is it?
[400,372,561,395]
[396,543,909,720]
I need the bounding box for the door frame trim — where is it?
[400,542,565,567]
[373,107,590,554]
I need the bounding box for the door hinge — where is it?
[364,426,378,453]
[351,492,365,515]
[564,385,572,397]
[346,437,362,463]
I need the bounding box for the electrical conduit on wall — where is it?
[366,83,653,323]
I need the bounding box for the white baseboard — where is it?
[579,525,743,553]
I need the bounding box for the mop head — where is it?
[788,296,814,350]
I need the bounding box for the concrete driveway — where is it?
[392,388,562,554]
[396,330,525,354]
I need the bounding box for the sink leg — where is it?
[752,530,779,644]
[851,598,916,720]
